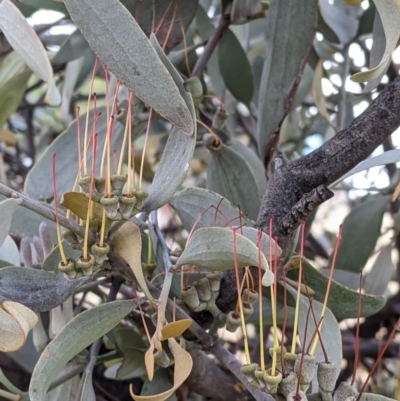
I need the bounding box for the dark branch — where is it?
[256,75,400,251]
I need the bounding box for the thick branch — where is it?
[256,76,400,250]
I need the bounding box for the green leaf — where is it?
[52,30,90,65]
[176,227,270,272]
[0,198,22,247]
[331,195,389,273]
[169,187,253,233]
[29,300,135,401]
[319,0,359,45]
[218,29,253,105]
[139,367,176,401]
[351,0,400,85]
[0,267,88,312]
[13,0,67,17]
[64,0,194,135]
[333,150,400,186]
[286,257,386,320]
[25,107,124,200]
[206,142,262,221]
[364,246,394,296]
[256,0,318,163]
[141,35,196,212]
[0,70,31,128]
[320,268,360,291]
[0,235,20,267]
[0,0,61,105]
[42,241,82,272]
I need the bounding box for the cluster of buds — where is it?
[78,174,148,220]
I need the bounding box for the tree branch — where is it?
[256,75,400,252]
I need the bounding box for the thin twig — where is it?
[192,5,232,77]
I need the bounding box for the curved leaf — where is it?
[0,267,88,312]
[0,236,20,267]
[0,0,61,105]
[207,142,262,220]
[351,0,400,84]
[112,221,157,304]
[176,227,270,272]
[64,0,193,135]
[257,0,318,163]
[331,195,389,273]
[60,192,105,221]
[218,29,253,105]
[29,300,135,401]
[0,301,38,352]
[169,187,253,233]
[286,257,386,320]
[130,338,192,401]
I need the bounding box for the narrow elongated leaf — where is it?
[53,30,90,65]
[257,0,318,163]
[333,149,400,185]
[29,300,135,401]
[240,227,282,258]
[0,198,22,247]
[64,0,193,135]
[25,107,124,200]
[364,246,394,296]
[142,36,196,212]
[331,196,389,273]
[112,221,156,304]
[0,267,88,312]
[207,142,262,220]
[0,0,61,105]
[176,227,269,272]
[169,188,252,233]
[351,0,400,84]
[218,29,253,105]
[0,301,38,352]
[286,257,386,320]
[0,70,31,128]
[130,338,192,401]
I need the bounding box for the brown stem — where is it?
[191,6,232,77]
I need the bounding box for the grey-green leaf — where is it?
[364,246,394,296]
[331,195,389,273]
[286,257,386,320]
[29,300,135,401]
[207,142,262,221]
[176,227,269,271]
[25,107,124,200]
[0,267,88,312]
[64,0,193,135]
[0,198,22,247]
[169,187,253,233]
[333,150,400,185]
[141,34,196,212]
[256,0,318,163]
[218,29,254,105]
